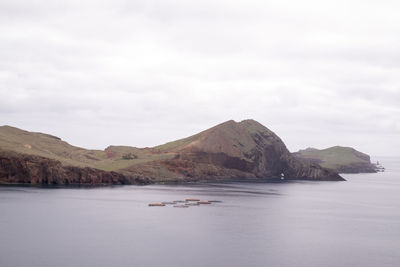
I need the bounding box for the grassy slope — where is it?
[0,126,100,167]
[0,126,174,172]
[154,133,201,152]
[155,120,277,156]
[0,120,287,175]
[96,146,175,171]
[296,146,371,169]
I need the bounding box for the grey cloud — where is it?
[1,0,399,155]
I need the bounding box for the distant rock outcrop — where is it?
[293,146,382,173]
[0,120,345,185]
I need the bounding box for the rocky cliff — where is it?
[130,120,344,181]
[293,146,381,173]
[0,151,149,185]
[0,120,345,184]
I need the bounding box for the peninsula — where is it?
[0,120,344,185]
[293,146,383,173]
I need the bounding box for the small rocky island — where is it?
[0,120,344,185]
[293,146,384,173]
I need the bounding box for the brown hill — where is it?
[0,120,344,185]
[134,120,344,181]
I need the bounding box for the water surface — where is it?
[1,158,399,267]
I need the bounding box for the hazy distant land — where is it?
[293,146,383,173]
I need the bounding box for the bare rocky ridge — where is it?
[0,120,344,185]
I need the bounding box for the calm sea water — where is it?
[1,157,399,267]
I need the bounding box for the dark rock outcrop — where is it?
[335,162,378,173]
[0,152,150,185]
[132,120,344,181]
[0,120,345,184]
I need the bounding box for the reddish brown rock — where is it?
[126,120,344,181]
[0,120,344,184]
[0,152,150,185]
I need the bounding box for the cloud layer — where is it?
[1,0,399,156]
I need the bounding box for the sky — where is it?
[1,0,399,156]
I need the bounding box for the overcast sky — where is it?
[1,0,399,156]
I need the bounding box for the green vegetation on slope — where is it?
[0,121,344,182]
[294,146,376,173]
[0,125,102,167]
[297,146,369,166]
[0,120,287,174]
[0,126,175,172]
[156,119,282,157]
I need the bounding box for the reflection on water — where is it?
[0,157,399,267]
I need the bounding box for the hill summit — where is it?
[0,120,344,184]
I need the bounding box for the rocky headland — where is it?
[293,146,383,173]
[0,120,344,185]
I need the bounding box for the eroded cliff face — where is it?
[0,153,150,185]
[131,120,344,181]
[153,151,343,181]
[0,120,344,184]
[335,162,377,173]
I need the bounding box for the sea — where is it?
[0,157,399,267]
